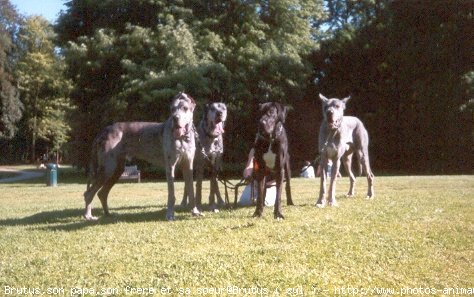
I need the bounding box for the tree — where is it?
[0,0,23,140]
[56,0,325,168]
[312,0,473,172]
[16,16,72,162]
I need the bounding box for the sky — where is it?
[10,0,66,23]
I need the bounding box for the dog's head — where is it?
[171,92,196,138]
[203,102,227,137]
[258,102,289,139]
[319,93,350,130]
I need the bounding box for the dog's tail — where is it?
[357,150,374,178]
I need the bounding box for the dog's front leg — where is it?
[274,168,285,220]
[183,159,201,217]
[328,158,341,207]
[253,174,266,218]
[316,157,328,208]
[165,162,177,221]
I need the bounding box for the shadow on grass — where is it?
[0,205,204,232]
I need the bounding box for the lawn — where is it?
[0,168,472,296]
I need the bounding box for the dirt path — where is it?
[0,167,44,183]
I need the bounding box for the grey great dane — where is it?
[181,102,227,212]
[83,92,200,221]
[317,93,374,208]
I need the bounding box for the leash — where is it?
[217,176,249,207]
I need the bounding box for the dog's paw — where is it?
[346,193,355,198]
[274,213,285,220]
[209,204,220,213]
[191,207,204,217]
[83,214,99,221]
[252,211,263,218]
[328,200,339,207]
[316,200,326,208]
[365,195,374,200]
[166,210,175,221]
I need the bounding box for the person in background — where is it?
[300,161,315,178]
[239,148,276,206]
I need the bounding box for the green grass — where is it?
[0,168,472,296]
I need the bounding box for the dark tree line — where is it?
[311,0,473,173]
[1,0,472,174]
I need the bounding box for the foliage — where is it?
[0,0,23,140]
[1,0,471,173]
[15,16,72,161]
[0,173,472,292]
[56,0,324,168]
[312,0,473,172]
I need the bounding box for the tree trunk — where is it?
[31,94,38,163]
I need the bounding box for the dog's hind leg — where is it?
[84,175,104,221]
[361,152,374,199]
[180,185,189,208]
[285,157,294,206]
[195,162,204,209]
[342,152,356,197]
[97,157,125,216]
[358,127,374,199]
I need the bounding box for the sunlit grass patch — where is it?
[0,174,472,296]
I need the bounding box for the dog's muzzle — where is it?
[212,120,224,136]
[173,116,190,138]
[326,112,342,130]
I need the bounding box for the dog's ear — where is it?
[279,104,291,123]
[319,93,329,104]
[203,103,210,119]
[342,96,351,105]
[259,102,271,112]
[188,95,196,112]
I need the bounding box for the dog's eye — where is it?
[183,106,188,112]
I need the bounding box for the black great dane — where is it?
[252,102,294,219]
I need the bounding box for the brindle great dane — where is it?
[83,92,200,221]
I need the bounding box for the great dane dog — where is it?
[83,92,200,221]
[253,102,293,219]
[317,93,374,208]
[181,102,227,212]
